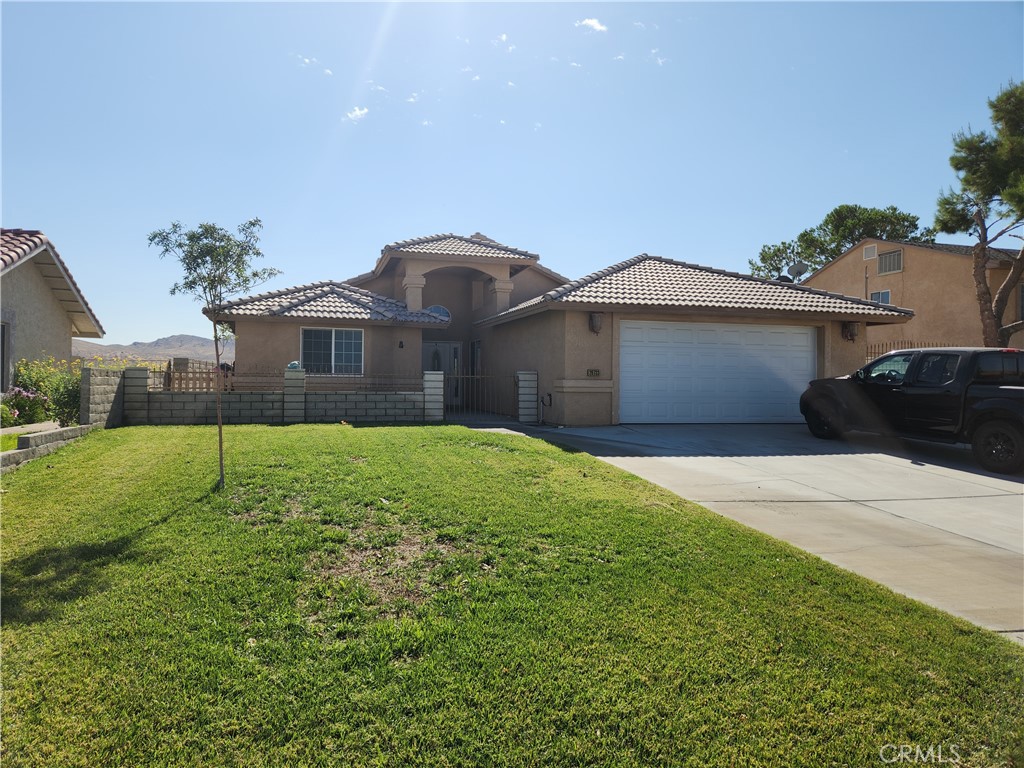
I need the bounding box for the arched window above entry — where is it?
[425,305,452,322]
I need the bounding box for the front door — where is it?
[423,341,462,406]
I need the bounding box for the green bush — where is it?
[1,401,20,428]
[13,358,81,427]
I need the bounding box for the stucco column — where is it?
[403,274,426,311]
[490,278,515,312]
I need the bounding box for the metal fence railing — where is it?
[154,360,285,392]
[147,362,520,424]
[442,374,517,423]
[865,340,949,362]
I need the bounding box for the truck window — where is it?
[973,352,1024,384]
[914,353,960,386]
[864,353,914,384]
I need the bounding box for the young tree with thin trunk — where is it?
[935,82,1024,347]
[148,218,280,489]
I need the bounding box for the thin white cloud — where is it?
[461,66,473,73]
[297,55,317,67]
[345,106,369,122]
[575,18,607,32]
[507,44,517,53]
[406,92,420,103]
[471,75,480,82]
[533,122,542,131]
[421,120,433,127]
[633,21,646,30]
[507,81,516,88]
[570,62,582,69]
[323,69,333,76]
[613,54,625,61]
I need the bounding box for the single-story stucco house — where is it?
[1,228,105,390]
[210,232,912,426]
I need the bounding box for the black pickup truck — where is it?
[799,348,1024,474]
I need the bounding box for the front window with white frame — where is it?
[301,328,364,375]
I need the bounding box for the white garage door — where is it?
[619,321,816,423]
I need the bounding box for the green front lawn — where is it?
[1,433,21,452]
[2,425,1022,767]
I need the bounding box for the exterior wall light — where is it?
[841,321,860,342]
[589,312,604,335]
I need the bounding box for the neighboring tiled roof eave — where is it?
[0,228,105,337]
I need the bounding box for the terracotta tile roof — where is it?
[486,255,914,322]
[1,228,48,269]
[382,232,539,261]
[209,281,451,325]
[1,228,105,337]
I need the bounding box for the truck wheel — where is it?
[805,403,841,440]
[971,421,1024,474]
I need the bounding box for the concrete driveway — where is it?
[525,423,1024,644]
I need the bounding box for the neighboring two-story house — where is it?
[801,238,1023,350]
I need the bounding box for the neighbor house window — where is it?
[863,244,877,260]
[877,249,903,275]
[870,290,891,304]
[301,328,363,375]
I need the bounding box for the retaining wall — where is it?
[114,368,450,426]
[82,369,538,427]
[1,425,95,473]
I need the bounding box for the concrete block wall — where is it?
[304,391,425,423]
[80,368,125,427]
[145,391,287,425]
[123,368,151,426]
[515,371,539,423]
[113,367,445,425]
[423,371,444,422]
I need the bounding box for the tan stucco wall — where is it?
[1,260,74,371]
[231,318,423,377]
[803,240,1022,346]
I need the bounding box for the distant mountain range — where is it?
[73,335,235,364]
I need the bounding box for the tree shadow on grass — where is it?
[1,515,171,627]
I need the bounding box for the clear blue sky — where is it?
[3,1,1022,346]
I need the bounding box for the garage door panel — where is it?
[619,320,815,424]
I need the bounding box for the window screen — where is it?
[302,328,363,375]
[878,250,903,275]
